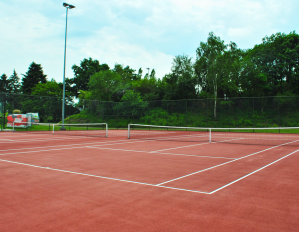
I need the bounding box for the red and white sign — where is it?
[7,114,31,128]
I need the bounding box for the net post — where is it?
[209,128,211,143]
[128,124,130,139]
[106,123,108,138]
[52,124,55,134]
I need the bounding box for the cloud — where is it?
[0,0,298,84]
[72,27,173,78]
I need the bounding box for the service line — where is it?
[0,158,210,195]
[157,140,299,186]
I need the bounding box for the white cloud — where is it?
[73,28,173,78]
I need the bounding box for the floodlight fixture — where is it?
[61,3,75,129]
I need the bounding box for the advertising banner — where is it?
[7,114,31,128]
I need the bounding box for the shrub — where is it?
[13,109,21,114]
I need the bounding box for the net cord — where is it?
[11,122,108,137]
[128,123,299,131]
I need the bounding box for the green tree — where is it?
[114,90,148,117]
[19,79,78,122]
[113,64,139,82]
[248,31,299,95]
[217,42,244,98]
[31,79,62,97]
[239,50,270,97]
[70,58,110,97]
[8,69,21,93]
[132,69,160,101]
[195,32,227,119]
[110,64,139,101]
[163,55,197,100]
[0,74,9,93]
[22,62,47,95]
[88,70,122,101]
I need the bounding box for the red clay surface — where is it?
[1,129,299,231]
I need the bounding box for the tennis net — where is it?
[128,124,299,146]
[10,122,108,138]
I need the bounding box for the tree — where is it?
[239,50,270,97]
[70,58,110,97]
[248,31,299,95]
[88,70,122,101]
[217,42,244,98]
[8,69,21,93]
[5,70,22,112]
[195,32,227,119]
[0,74,9,93]
[131,69,160,101]
[31,79,62,97]
[113,64,139,82]
[111,64,139,101]
[163,55,197,100]
[114,90,148,117]
[22,62,47,95]
[19,79,78,122]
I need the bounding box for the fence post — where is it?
[3,93,6,129]
[186,99,188,126]
[253,98,255,127]
[277,96,280,126]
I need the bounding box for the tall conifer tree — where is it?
[8,70,21,93]
[22,62,47,94]
[0,74,9,93]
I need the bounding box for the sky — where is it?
[0,0,298,83]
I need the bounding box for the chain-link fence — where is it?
[1,92,299,129]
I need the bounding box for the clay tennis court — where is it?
[1,129,299,231]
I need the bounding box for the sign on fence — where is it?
[7,114,31,128]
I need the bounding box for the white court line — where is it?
[0,140,147,155]
[0,159,210,194]
[155,152,234,160]
[0,136,91,143]
[0,139,144,153]
[87,146,234,159]
[0,146,89,156]
[151,138,244,153]
[209,148,299,194]
[156,139,299,186]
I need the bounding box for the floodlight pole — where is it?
[62,3,75,129]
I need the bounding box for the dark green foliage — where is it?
[22,62,47,95]
[163,55,198,100]
[8,70,21,93]
[114,90,148,117]
[70,58,110,97]
[0,74,9,93]
[88,70,122,101]
[248,32,299,96]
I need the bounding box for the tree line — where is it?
[1,31,298,105]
